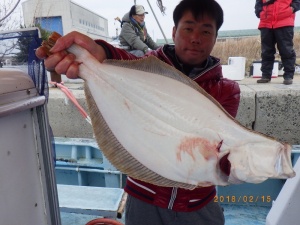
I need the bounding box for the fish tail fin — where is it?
[275,144,295,178]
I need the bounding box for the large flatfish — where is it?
[42,34,295,190]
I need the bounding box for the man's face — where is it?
[172,11,217,66]
[132,14,146,24]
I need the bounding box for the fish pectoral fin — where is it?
[219,153,231,176]
[218,152,245,185]
[228,173,245,185]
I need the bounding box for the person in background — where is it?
[36,0,240,224]
[119,5,159,56]
[255,0,300,85]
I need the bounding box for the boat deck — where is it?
[54,138,298,225]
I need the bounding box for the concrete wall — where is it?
[47,81,300,145]
[250,84,300,145]
[236,83,300,145]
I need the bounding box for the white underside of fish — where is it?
[66,44,295,189]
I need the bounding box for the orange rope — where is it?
[85,218,124,225]
[50,81,91,125]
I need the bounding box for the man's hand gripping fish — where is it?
[42,32,295,190]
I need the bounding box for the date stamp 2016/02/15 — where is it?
[214,195,272,203]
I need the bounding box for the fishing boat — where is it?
[53,137,300,225]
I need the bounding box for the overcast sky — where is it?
[70,0,260,40]
[71,0,300,40]
[14,0,300,41]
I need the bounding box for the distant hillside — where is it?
[156,26,300,45]
[156,27,300,74]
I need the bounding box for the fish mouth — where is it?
[227,143,296,184]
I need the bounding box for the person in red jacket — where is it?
[36,0,240,224]
[255,0,300,85]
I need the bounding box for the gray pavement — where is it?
[238,74,300,85]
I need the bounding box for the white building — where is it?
[22,0,112,41]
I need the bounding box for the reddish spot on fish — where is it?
[124,100,131,110]
[177,137,219,161]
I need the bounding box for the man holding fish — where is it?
[36,0,295,224]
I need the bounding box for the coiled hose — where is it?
[86,218,124,225]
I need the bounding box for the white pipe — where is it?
[292,149,300,153]
[55,166,121,175]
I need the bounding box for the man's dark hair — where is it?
[173,0,224,31]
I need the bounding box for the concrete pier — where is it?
[47,75,300,145]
